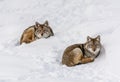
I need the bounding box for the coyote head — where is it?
[84,35,101,57]
[35,21,54,39]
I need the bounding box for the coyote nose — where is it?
[92,47,96,51]
[93,49,96,51]
[41,33,43,36]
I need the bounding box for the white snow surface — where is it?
[0,0,120,82]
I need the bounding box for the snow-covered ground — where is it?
[0,0,120,82]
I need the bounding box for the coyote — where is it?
[62,35,101,67]
[20,21,54,44]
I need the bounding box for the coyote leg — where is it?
[80,57,94,64]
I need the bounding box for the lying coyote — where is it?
[20,21,54,44]
[62,35,101,67]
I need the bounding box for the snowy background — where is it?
[0,0,120,82]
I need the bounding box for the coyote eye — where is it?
[95,44,99,47]
[44,30,48,32]
[88,45,92,48]
[38,30,41,32]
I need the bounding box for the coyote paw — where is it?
[90,57,95,61]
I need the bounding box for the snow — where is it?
[0,0,120,82]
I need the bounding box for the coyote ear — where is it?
[35,22,40,28]
[96,35,100,41]
[44,20,49,26]
[87,36,91,41]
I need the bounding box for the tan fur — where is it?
[62,44,94,67]
[62,35,101,67]
[20,26,36,44]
